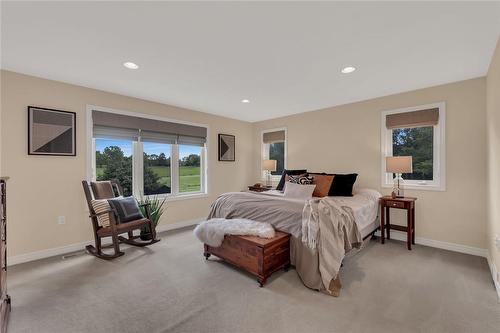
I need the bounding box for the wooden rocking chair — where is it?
[82,180,160,260]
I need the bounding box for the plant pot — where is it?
[140,225,154,241]
[140,232,153,241]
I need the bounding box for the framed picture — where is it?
[28,106,76,156]
[218,134,235,161]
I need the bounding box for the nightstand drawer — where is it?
[386,200,405,208]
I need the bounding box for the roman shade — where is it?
[386,108,439,129]
[92,110,207,145]
[141,131,177,144]
[263,130,285,144]
[177,135,206,147]
[93,126,139,141]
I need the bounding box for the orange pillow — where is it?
[311,174,334,197]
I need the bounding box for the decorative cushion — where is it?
[107,196,144,223]
[308,173,334,197]
[288,174,314,185]
[285,173,306,183]
[91,199,112,227]
[276,169,308,191]
[283,182,316,200]
[328,173,358,196]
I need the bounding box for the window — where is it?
[179,145,202,193]
[90,108,207,198]
[143,142,171,195]
[381,103,445,191]
[95,138,133,196]
[262,128,286,178]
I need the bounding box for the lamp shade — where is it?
[386,156,413,173]
[262,159,277,172]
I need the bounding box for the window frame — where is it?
[87,105,209,201]
[261,127,287,181]
[380,102,446,191]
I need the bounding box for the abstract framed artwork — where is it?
[28,106,76,156]
[218,134,235,161]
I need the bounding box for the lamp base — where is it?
[392,174,405,198]
[266,171,272,188]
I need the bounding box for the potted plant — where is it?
[137,195,167,240]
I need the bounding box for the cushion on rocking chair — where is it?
[91,199,112,227]
[107,196,144,223]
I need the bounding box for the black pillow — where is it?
[107,196,144,223]
[276,169,308,191]
[328,173,358,197]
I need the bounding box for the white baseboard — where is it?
[375,230,500,299]
[8,217,204,267]
[486,254,500,301]
[155,217,203,233]
[8,240,91,266]
[375,230,488,257]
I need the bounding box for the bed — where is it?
[207,188,381,295]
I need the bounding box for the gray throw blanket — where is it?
[302,197,362,295]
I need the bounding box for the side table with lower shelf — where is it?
[380,196,417,250]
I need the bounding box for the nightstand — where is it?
[248,185,272,192]
[380,196,417,250]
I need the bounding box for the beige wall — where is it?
[1,70,253,257]
[0,69,492,259]
[253,78,487,249]
[486,38,500,282]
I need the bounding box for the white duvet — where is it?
[261,188,381,231]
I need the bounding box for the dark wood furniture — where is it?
[204,231,291,287]
[248,185,272,192]
[82,180,160,260]
[380,196,417,250]
[0,178,10,333]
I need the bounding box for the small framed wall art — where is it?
[218,134,235,161]
[28,106,76,156]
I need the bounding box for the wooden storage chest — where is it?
[204,231,291,287]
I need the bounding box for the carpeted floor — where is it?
[7,227,500,333]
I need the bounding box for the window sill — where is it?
[145,192,209,202]
[381,183,445,192]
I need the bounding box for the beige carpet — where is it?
[7,227,500,333]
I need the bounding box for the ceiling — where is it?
[2,2,499,122]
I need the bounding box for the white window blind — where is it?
[263,130,285,144]
[93,126,139,141]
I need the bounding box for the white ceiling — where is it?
[2,2,499,122]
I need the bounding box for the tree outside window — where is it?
[96,139,202,196]
[268,142,285,176]
[392,127,433,181]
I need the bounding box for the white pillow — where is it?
[283,182,316,200]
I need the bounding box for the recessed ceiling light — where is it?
[341,66,356,74]
[123,62,139,70]
[241,99,250,103]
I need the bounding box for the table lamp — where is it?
[386,156,412,197]
[262,160,277,188]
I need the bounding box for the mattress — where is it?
[261,188,381,236]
